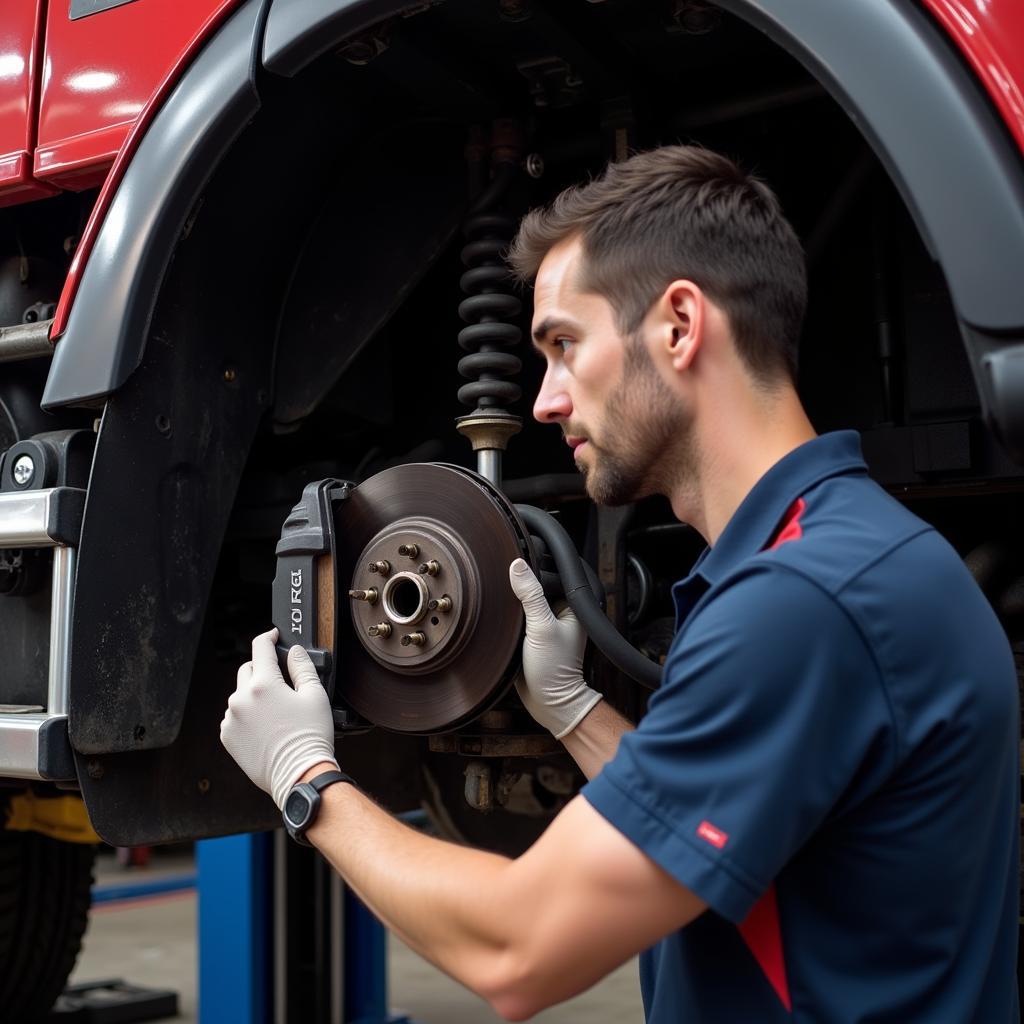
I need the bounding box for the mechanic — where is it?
[221,146,1019,1022]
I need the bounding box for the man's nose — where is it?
[533,373,572,424]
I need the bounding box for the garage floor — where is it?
[70,848,643,1023]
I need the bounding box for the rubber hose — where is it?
[538,561,605,608]
[516,504,662,691]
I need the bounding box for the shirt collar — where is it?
[671,431,867,624]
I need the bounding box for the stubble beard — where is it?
[580,337,697,507]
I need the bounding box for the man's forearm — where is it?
[560,699,634,779]
[301,762,524,1007]
[300,757,702,1022]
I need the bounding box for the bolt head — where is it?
[12,455,34,487]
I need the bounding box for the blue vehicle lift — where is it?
[197,831,412,1024]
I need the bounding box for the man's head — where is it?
[509,145,807,507]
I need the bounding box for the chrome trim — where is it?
[48,547,75,717]
[0,489,65,547]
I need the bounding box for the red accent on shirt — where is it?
[767,497,806,551]
[696,820,729,849]
[738,884,792,1012]
[746,501,801,1009]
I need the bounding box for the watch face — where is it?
[284,789,311,828]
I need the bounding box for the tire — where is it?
[0,830,95,1021]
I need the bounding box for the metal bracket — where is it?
[0,489,82,780]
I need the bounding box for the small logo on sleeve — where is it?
[697,820,729,849]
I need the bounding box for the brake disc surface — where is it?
[335,463,531,733]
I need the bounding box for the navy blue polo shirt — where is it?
[583,431,1019,1022]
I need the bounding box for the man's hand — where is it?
[508,558,603,739]
[220,628,339,809]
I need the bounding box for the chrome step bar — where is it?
[0,488,82,781]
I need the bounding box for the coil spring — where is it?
[457,212,522,413]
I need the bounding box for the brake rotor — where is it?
[335,463,533,733]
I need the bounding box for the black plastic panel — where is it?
[38,717,75,782]
[41,0,268,410]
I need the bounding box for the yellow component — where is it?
[5,790,100,845]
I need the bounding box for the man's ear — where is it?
[655,280,703,374]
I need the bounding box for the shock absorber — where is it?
[456,122,524,488]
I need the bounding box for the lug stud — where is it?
[368,622,392,638]
[397,544,420,559]
[349,588,378,604]
[427,595,452,613]
[417,560,441,577]
[400,632,426,647]
[367,560,391,576]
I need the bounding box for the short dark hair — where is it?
[508,145,806,385]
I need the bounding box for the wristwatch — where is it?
[282,769,356,846]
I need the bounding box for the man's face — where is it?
[530,239,692,505]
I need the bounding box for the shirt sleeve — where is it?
[582,563,894,922]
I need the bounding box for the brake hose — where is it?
[516,504,662,691]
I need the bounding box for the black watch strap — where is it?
[308,769,356,794]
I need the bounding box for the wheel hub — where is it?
[350,517,475,671]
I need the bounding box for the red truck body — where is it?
[0,0,239,202]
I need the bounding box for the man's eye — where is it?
[556,338,574,354]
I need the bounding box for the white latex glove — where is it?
[508,558,602,739]
[220,628,339,809]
